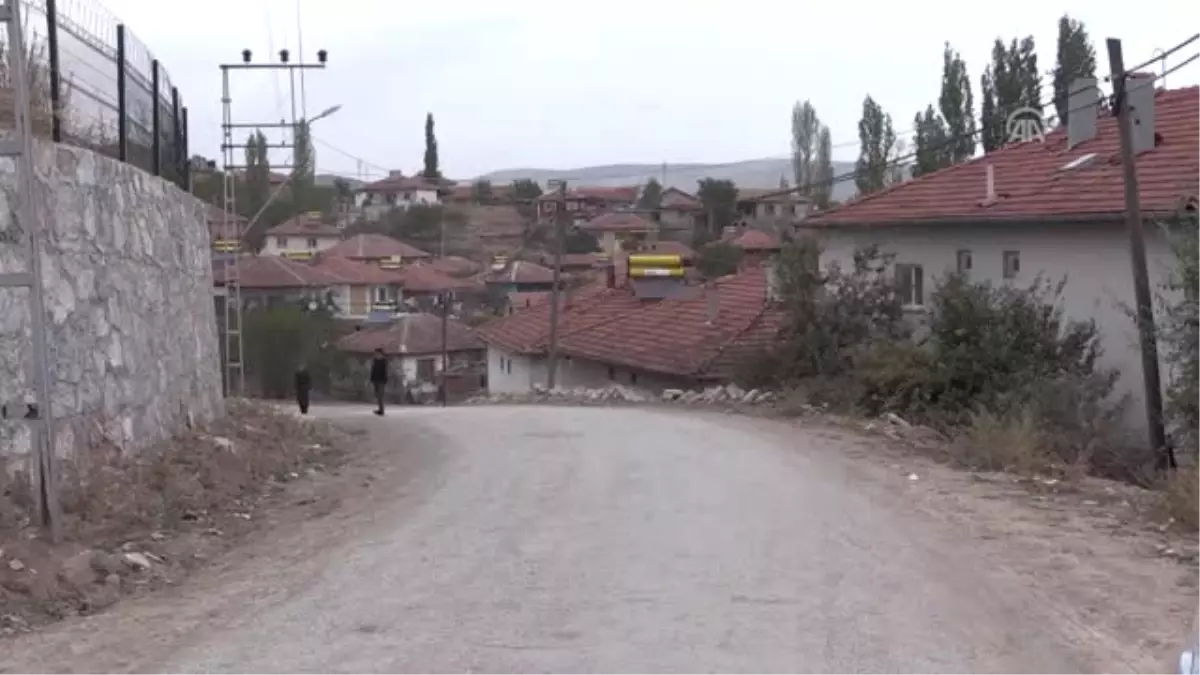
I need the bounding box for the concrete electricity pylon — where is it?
[218,47,328,397]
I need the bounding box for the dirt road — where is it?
[3,405,1192,672]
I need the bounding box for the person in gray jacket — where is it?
[369,348,389,416]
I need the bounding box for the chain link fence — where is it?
[2,0,188,188]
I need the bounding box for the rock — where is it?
[210,436,235,451]
[122,552,153,571]
[59,550,101,590]
[85,584,122,611]
[742,389,760,403]
[884,412,911,428]
[7,558,24,572]
[724,383,746,400]
[104,573,121,587]
[662,389,683,401]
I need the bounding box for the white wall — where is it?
[806,220,1179,435]
[261,235,340,257]
[486,345,691,394]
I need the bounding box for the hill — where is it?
[477,158,860,202]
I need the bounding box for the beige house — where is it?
[801,81,1198,436]
[262,213,341,259]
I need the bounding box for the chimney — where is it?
[764,260,780,303]
[704,283,719,325]
[1127,72,1157,154]
[605,263,616,288]
[985,164,996,202]
[1067,77,1098,149]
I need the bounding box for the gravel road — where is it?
[3,405,1187,673]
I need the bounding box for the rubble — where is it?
[466,383,778,408]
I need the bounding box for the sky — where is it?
[95,0,1200,183]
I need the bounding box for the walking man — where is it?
[369,348,389,416]
[294,362,312,415]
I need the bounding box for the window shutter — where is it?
[894,263,912,304]
[913,265,925,305]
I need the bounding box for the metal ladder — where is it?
[219,67,244,397]
[0,0,60,538]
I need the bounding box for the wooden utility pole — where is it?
[545,180,567,389]
[439,291,449,407]
[1105,38,1172,469]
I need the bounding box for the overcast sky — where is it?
[99,0,1200,182]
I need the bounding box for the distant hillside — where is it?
[478,158,860,202]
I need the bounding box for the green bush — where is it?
[243,303,338,399]
[1159,217,1199,454]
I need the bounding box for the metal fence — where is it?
[7,0,189,188]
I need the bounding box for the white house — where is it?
[355,171,442,222]
[261,213,342,259]
[477,262,781,394]
[800,79,1198,437]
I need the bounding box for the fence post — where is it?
[170,87,180,185]
[150,60,160,176]
[45,0,63,142]
[181,106,190,191]
[115,24,127,162]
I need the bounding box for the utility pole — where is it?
[439,291,449,407]
[545,179,568,389]
[1,0,61,540]
[219,47,328,398]
[1105,38,1172,470]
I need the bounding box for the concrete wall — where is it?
[0,142,224,468]
[806,220,1179,434]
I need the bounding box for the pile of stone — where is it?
[467,382,777,408]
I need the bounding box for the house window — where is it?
[956,249,972,274]
[307,237,318,249]
[630,372,638,386]
[275,236,286,248]
[607,366,616,380]
[386,193,397,206]
[372,286,392,304]
[505,358,512,374]
[1003,250,1020,279]
[894,263,925,306]
[417,358,436,381]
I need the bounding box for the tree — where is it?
[638,178,663,209]
[243,130,270,218]
[292,120,315,209]
[1053,15,1097,127]
[332,178,354,215]
[939,42,977,163]
[472,179,494,204]
[563,226,600,254]
[810,127,835,211]
[512,178,542,201]
[854,95,896,196]
[912,104,951,178]
[696,178,738,242]
[790,100,822,196]
[697,241,744,279]
[981,36,1042,152]
[422,112,440,179]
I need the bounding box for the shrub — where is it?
[1158,216,1199,454]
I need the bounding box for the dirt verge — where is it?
[0,400,353,636]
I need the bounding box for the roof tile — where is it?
[807,86,1199,227]
[337,313,483,355]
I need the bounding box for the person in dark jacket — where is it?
[369,348,389,416]
[294,363,312,415]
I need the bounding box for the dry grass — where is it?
[952,408,1057,475]
[0,400,350,629]
[1161,464,1199,531]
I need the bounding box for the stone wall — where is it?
[0,141,224,469]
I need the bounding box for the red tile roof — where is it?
[395,265,481,294]
[359,174,441,194]
[660,187,701,209]
[421,256,482,277]
[477,268,781,379]
[323,234,431,260]
[266,213,341,237]
[480,260,557,285]
[213,255,344,289]
[536,186,639,202]
[643,240,697,258]
[582,212,656,232]
[731,229,782,251]
[337,313,483,356]
[808,86,1200,227]
[310,256,405,286]
[507,291,553,311]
